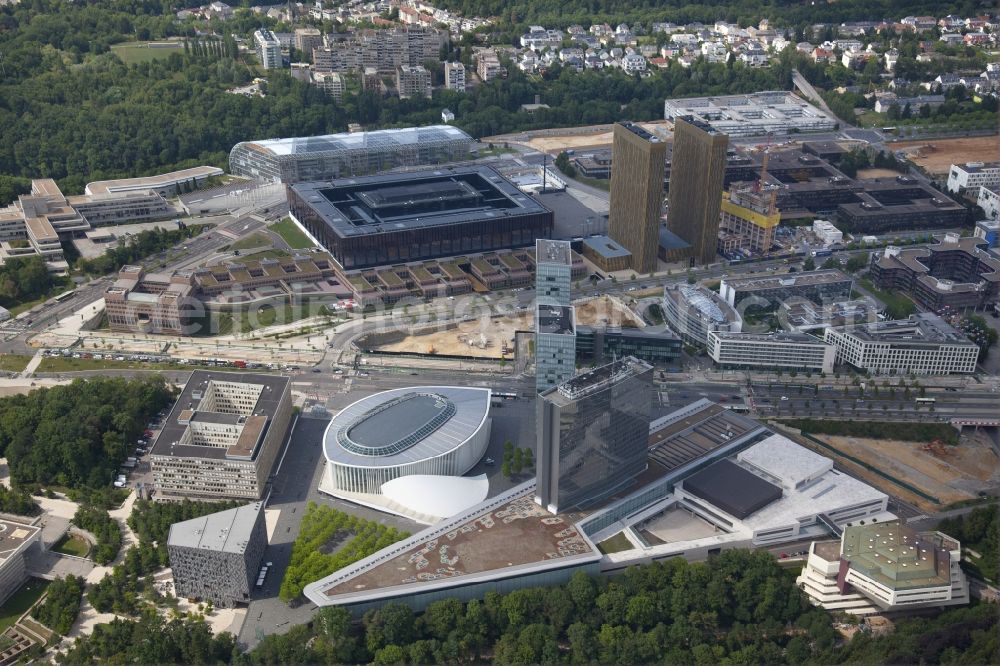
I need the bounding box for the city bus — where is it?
[53,289,76,302]
[915,397,936,404]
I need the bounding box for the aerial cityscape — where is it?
[0,0,997,663]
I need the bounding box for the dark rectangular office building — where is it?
[575,325,681,366]
[608,123,667,274]
[536,357,653,514]
[667,117,729,265]
[288,166,553,270]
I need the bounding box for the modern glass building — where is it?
[575,325,682,366]
[536,357,653,514]
[229,125,473,183]
[536,304,577,394]
[535,239,572,306]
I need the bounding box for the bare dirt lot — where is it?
[376,296,642,357]
[892,136,1000,176]
[807,430,1000,512]
[527,122,670,154]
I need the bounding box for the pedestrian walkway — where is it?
[19,351,43,378]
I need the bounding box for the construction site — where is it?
[360,296,642,359]
[892,136,1000,176]
[799,430,1000,512]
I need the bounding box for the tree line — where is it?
[76,223,206,276]
[0,255,61,310]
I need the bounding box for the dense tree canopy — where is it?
[32,575,85,635]
[939,505,999,583]
[0,376,174,489]
[0,255,58,309]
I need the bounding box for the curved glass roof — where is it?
[339,393,456,457]
[234,125,472,157]
[323,386,491,467]
[679,284,726,323]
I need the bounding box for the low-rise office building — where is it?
[168,502,267,607]
[797,521,968,615]
[105,265,196,335]
[663,284,742,346]
[580,235,631,272]
[869,234,1000,312]
[975,218,999,246]
[946,161,1000,194]
[664,92,838,137]
[576,325,682,366]
[0,519,41,605]
[824,313,979,375]
[707,330,836,373]
[85,166,223,198]
[719,269,854,309]
[151,372,293,499]
[977,187,1000,222]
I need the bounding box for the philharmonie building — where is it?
[319,386,492,523]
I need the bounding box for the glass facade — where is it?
[536,358,653,513]
[575,326,682,366]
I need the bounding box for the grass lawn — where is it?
[859,278,916,319]
[596,532,634,554]
[231,231,273,251]
[111,41,184,65]
[53,534,91,558]
[0,578,50,633]
[270,218,314,250]
[238,249,291,262]
[0,355,32,373]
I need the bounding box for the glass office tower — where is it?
[536,357,653,514]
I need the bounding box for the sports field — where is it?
[111,41,184,65]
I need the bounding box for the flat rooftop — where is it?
[646,399,766,472]
[85,166,223,196]
[234,125,470,158]
[833,313,975,345]
[289,166,550,238]
[306,486,600,605]
[546,356,651,405]
[151,371,289,461]
[536,304,575,335]
[722,269,852,292]
[682,459,783,520]
[842,521,953,591]
[0,519,40,564]
[737,433,832,490]
[167,502,263,554]
[618,121,663,142]
[536,238,573,266]
[711,331,828,345]
[582,235,631,259]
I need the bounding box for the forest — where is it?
[0,376,175,489]
[0,255,60,310]
[938,505,999,584]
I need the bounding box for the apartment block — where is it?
[396,64,432,99]
[254,29,283,69]
[151,372,293,499]
[444,61,466,92]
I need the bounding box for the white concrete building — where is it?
[976,186,1000,220]
[664,92,838,138]
[254,29,283,69]
[444,61,466,91]
[320,387,492,521]
[947,162,1000,194]
[797,521,969,615]
[312,71,345,100]
[707,331,836,373]
[824,313,979,375]
[621,53,647,72]
[812,219,843,245]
